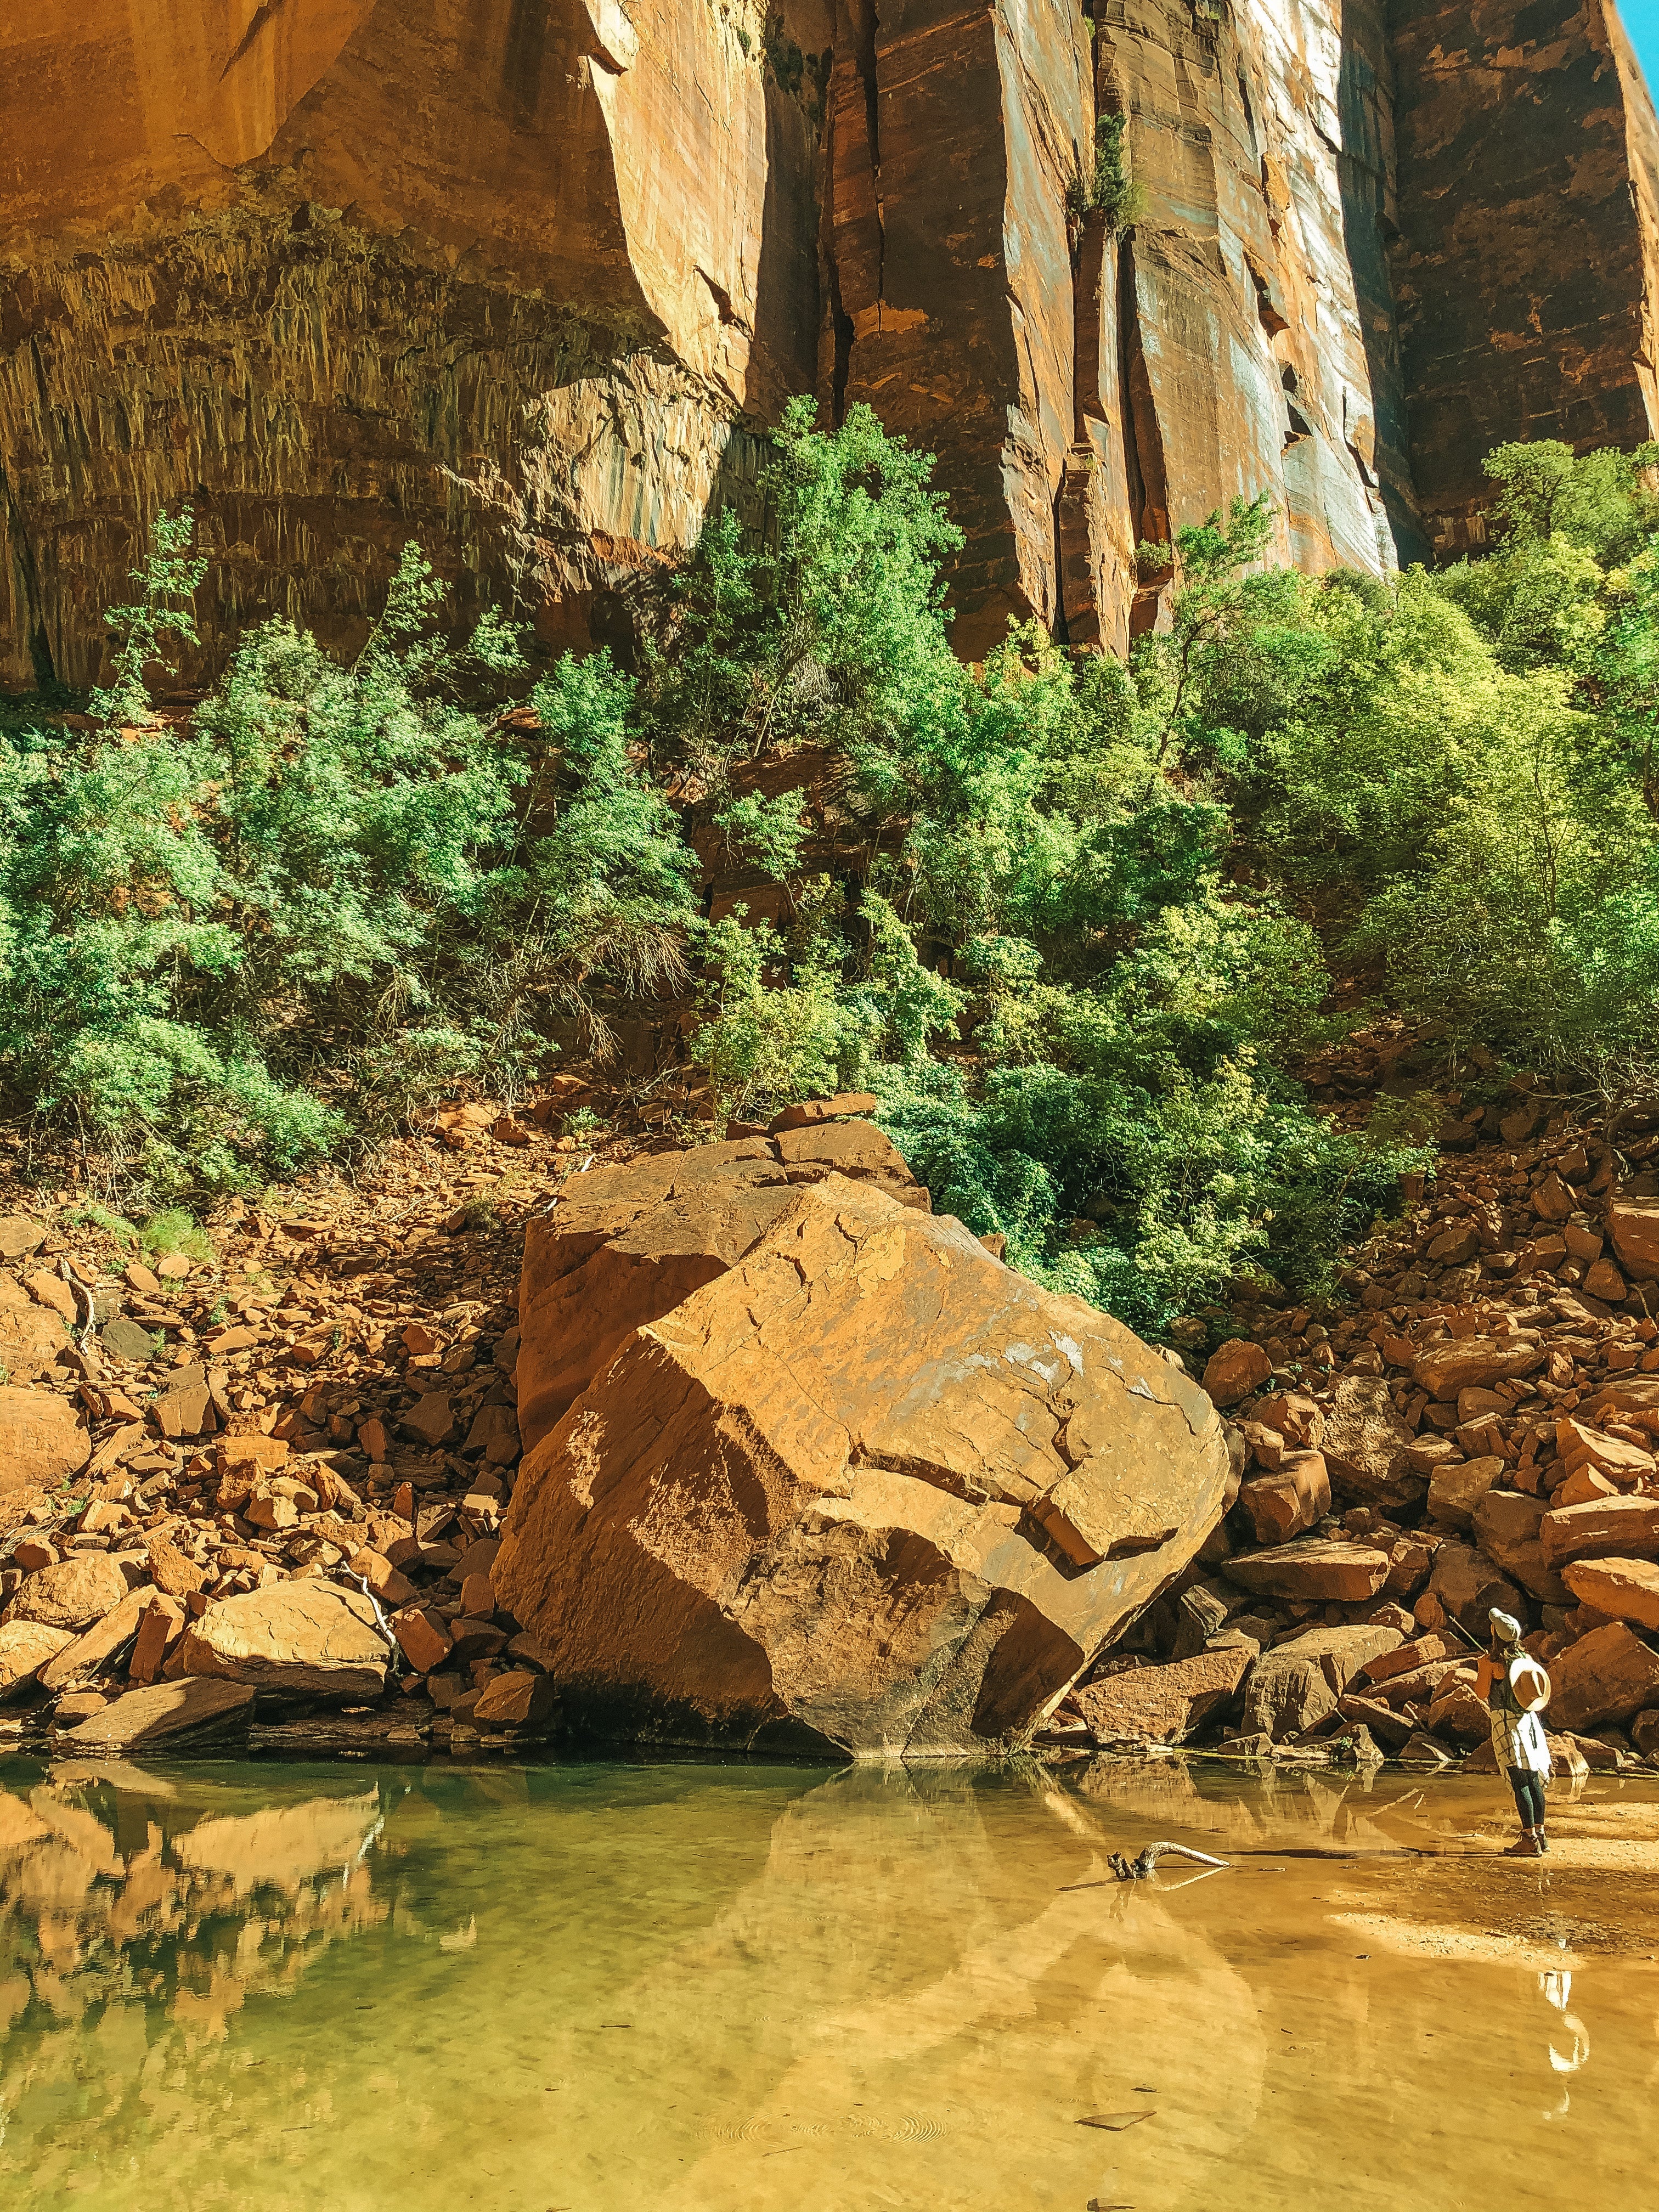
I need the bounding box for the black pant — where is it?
[1509,1767,1547,1827]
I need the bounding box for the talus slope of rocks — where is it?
[1047,1085,1659,1780]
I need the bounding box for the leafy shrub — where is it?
[40,399,1657,1337]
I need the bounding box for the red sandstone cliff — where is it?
[0,0,1655,687]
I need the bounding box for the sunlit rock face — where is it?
[1391,0,1659,557]
[0,0,1655,687]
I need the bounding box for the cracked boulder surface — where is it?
[5,1,1655,687]
[514,1120,929,1453]
[494,1172,1231,1757]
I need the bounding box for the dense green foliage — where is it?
[8,404,1658,1338]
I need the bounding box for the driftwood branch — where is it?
[1108,1841,1231,1881]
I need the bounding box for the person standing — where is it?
[1476,1607,1553,1856]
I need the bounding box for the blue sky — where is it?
[1628,0,1659,104]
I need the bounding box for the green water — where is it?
[2,1752,1656,2210]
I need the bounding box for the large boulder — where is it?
[1318,1376,1426,1513]
[1560,1558,1659,1634]
[1550,1622,1659,1732]
[0,1383,87,1483]
[5,1551,127,1630]
[1472,1489,1572,1606]
[516,1130,928,1452]
[495,1176,1232,1757]
[1071,1641,1254,1743]
[1541,1493,1659,1569]
[176,1583,390,1701]
[0,1619,72,1699]
[1239,1624,1404,1741]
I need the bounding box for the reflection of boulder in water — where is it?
[518,1760,1268,2212]
[0,1763,388,2057]
[172,1792,383,1896]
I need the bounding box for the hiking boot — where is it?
[1505,1831,1543,1857]
[1536,1827,1549,1853]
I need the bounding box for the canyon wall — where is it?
[0,0,1655,689]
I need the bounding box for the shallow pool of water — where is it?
[2,1750,1656,2211]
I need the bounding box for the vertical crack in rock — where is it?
[0,0,1655,679]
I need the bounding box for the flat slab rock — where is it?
[0,1384,88,1486]
[57,1677,254,1752]
[176,1583,390,1701]
[1221,1540,1391,1604]
[496,1176,1231,1758]
[515,1128,929,1452]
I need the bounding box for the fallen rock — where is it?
[1236,1451,1329,1544]
[0,1386,90,1487]
[402,1392,458,1448]
[0,1619,73,1699]
[1560,1558,1659,1635]
[391,1604,452,1674]
[1319,1375,1425,1511]
[768,1093,879,1133]
[145,1534,207,1599]
[1428,1454,1504,1532]
[129,1593,187,1684]
[0,1296,71,1383]
[463,1401,521,1464]
[1540,1494,1659,1569]
[1412,1336,1543,1401]
[1383,1534,1436,1602]
[37,1582,157,1690]
[1555,1465,1620,1508]
[100,1316,157,1363]
[1556,1417,1655,1486]
[1472,1489,1572,1606]
[1071,1640,1253,1743]
[1607,1196,1659,1278]
[1426,1541,1524,1639]
[1550,1622,1659,1731]
[1425,1674,1489,1744]
[1630,1708,1659,1758]
[1201,1338,1273,1406]
[1356,1630,1459,1686]
[473,1668,556,1728]
[1239,1624,1404,1741]
[515,1133,929,1453]
[1336,1691,1415,1750]
[1398,1729,1455,1768]
[496,1177,1231,1756]
[55,1677,255,1752]
[176,1583,390,1701]
[5,1551,128,1630]
[1220,1541,1391,1605]
[0,1215,48,1259]
[349,1547,416,1609]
